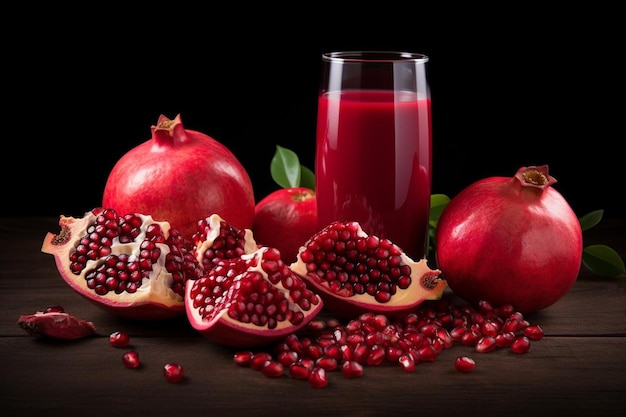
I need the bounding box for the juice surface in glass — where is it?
[315,89,432,260]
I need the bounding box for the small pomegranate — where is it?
[102,114,255,240]
[185,246,324,348]
[435,165,583,313]
[290,220,446,320]
[17,310,96,340]
[41,207,205,320]
[253,187,318,264]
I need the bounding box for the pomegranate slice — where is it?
[290,221,446,319]
[192,213,258,270]
[18,311,96,340]
[41,208,204,320]
[185,246,324,348]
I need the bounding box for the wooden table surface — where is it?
[1,216,625,417]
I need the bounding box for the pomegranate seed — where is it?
[417,345,438,362]
[398,354,416,372]
[495,331,516,348]
[308,367,328,388]
[523,325,544,340]
[511,336,531,354]
[480,321,500,337]
[289,362,312,379]
[455,356,476,373]
[315,357,338,371]
[277,351,299,367]
[109,331,130,347]
[44,305,65,313]
[461,329,481,346]
[163,363,184,383]
[475,336,497,353]
[122,351,140,369]
[261,361,285,378]
[233,351,254,366]
[250,352,272,370]
[342,360,364,378]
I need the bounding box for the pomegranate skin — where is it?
[253,187,317,264]
[435,165,583,314]
[102,114,255,240]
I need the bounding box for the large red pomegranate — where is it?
[185,246,324,348]
[253,187,318,264]
[290,220,446,320]
[435,165,583,313]
[102,114,255,240]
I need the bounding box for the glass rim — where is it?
[322,51,429,63]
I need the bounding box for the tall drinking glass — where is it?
[315,51,432,260]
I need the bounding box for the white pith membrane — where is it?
[193,213,258,265]
[290,221,446,311]
[42,211,182,309]
[185,246,323,334]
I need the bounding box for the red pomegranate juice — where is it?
[315,89,432,260]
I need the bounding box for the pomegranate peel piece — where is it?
[17,311,97,340]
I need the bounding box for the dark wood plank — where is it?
[1,335,624,416]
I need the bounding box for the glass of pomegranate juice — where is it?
[315,51,432,260]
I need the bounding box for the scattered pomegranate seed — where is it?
[455,356,476,373]
[109,331,131,347]
[277,351,299,367]
[44,305,65,313]
[342,360,364,378]
[308,367,328,388]
[261,361,285,378]
[233,351,254,366]
[250,353,272,370]
[398,354,416,372]
[511,336,531,354]
[122,351,140,369]
[523,325,544,340]
[163,363,184,383]
[475,336,497,353]
[232,297,546,388]
[495,331,516,348]
[289,362,312,379]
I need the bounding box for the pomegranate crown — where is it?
[515,165,557,189]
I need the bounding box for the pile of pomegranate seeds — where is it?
[234,297,544,388]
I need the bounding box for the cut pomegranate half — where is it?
[290,221,446,319]
[185,246,324,347]
[41,208,204,320]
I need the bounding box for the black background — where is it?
[5,6,623,220]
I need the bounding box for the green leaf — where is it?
[429,194,450,227]
[300,165,316,190]
[427,194,450,260]
[582,244,626,277]
[579,209,604,232]
[270,145,301,188]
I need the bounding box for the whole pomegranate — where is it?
[102,114,255,240]
[435,165,583,313]
[253,187,317,264]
